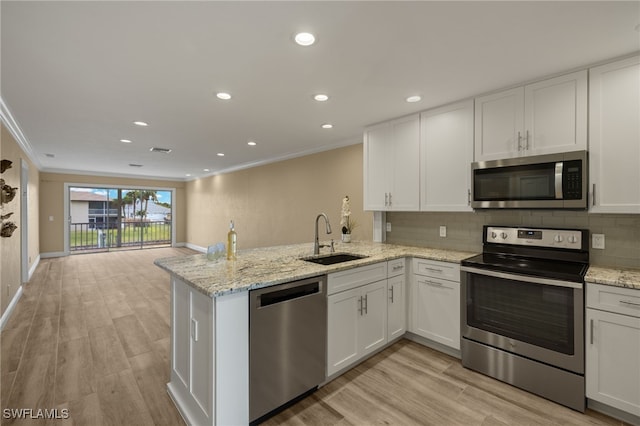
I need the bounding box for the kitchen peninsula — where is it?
[155,241,640,426]
[154,241,473,425]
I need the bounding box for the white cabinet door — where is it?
[475,71,587,162]
[586,308,640,416]
[589,55,640,213]
[387,275,406,341]
[364,114,420,211]
[363,123,392,211]
[411,275,460,350]
[524,70,587,156]
[327,287,361,376]
[420,100,474,211]
[390,115,420,211]
[190,288,213,418]
[474,87,524,161]
[360,280,388,356]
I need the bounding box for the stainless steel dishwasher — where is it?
[249,275,327,424]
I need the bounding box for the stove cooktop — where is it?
[462,253,588,283]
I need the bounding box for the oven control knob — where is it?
[491,232,498,239]
[554,235,564,243]
[500,232,508,240]
[567,235,578,244]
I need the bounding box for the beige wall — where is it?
[186,143,373,251]
[1,123,40,316]
[39,173,186,254]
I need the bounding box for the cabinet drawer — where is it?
[328,262,387,295]
[413,258,460,281]
[587,283,640,318]
[387,258,406,278]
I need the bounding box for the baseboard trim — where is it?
[184,243,206,253]
[0,285,23,331]
[587,399,640,425]
[40,251,67,259]
[28,254,40,281]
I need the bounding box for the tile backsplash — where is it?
[385,211,640,269]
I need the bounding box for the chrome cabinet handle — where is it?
[358,296,363,316]
[388,193,392,206]
[392,265,403,271]
[620,299,640,307]
[384,193,388,206]
[525,130,530,150]
[389,286,394,303]
[590,319,594,345]
[425,280,443,287]
[424,267,443,273]
[517,131,522,151]
[364,294,368,314]
[191,318,199,342]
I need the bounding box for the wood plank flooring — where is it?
[1,248,632,425]
[1,247,193,426]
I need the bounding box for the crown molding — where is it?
[0,97,42,169]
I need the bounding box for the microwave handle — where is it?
[554,162,563,199]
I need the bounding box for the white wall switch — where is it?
[592,234,605,250]
[386,222,392,232]
[439,225,447,238]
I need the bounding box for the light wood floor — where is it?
[1,248,631,426]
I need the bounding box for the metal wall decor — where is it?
[1,158,18,238]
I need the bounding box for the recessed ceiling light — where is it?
[185,173,192,177]
[203,168,210,172]
[120,139,132,143]
[217,153,225,157]
[133,121,148,127]
[314,94,329,102]
[294,32,316,46]
[247,141,257,146]
[321,123,333,129]
[406,95,422,103]
[216,92,232,100]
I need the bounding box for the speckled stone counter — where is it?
[154,241,475,298]
[585,266,640,290]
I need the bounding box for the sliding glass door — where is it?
[68,186,172,253]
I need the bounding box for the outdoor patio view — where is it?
[69,187,172,252]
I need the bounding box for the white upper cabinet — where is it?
[475,70,587,161]
[420,100,474,211]
[364,114,420,211]
[589,55,640,214]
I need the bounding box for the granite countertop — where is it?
[154,240,475,298]
[585,266,640,290]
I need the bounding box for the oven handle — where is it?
[461,266,583,289]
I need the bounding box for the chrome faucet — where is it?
[314,213,332,255]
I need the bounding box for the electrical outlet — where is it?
[439,226,447,238]
[592,234,605,250]
[386,222,392,232]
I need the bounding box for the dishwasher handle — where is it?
[257,281,322,308]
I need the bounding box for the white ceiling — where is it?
[2,1,639,181]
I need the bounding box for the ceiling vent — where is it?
[150,147,172,153]
[129,163,143,167]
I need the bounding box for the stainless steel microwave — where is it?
[471,151,587,209]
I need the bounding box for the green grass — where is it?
[70,223,171,249]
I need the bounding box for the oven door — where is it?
[461,266,584,374]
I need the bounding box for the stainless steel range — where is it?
[461,225,589,412]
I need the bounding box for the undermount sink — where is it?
[301,252,368,265]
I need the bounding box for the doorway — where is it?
[67,185,173,253]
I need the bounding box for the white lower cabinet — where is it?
[170,276,249,426]
[327,259,408,377]
[586,283,640,418]
[410,259,460,350]
[327,279,387,376]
